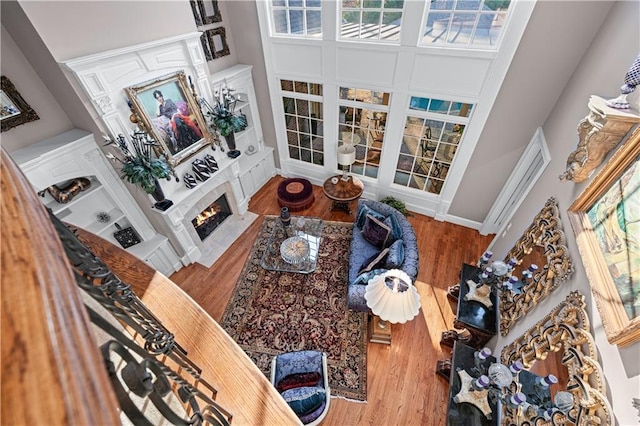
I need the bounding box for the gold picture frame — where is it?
[501,291,613,425]
[1,75,40,132]
[125,71,213,166]
[499,197,574,336]
[568,127,640,346]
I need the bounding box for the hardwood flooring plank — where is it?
[169,175,494,426]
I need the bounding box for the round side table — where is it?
[322,175,364,215]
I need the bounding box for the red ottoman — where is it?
[277,178,315,212]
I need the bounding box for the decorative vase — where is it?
[150,178,173,211]
[225,133,241,159]
[280,207,291,227]
[183,173,198,189]
[151,178,165,202]
[204,154,218,172]
[192,159,210,181]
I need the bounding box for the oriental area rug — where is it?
[220,216,368,402]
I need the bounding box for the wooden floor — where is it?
[170,175,495,426]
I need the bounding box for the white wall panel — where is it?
[272,43,322,78]
[410,54,491,97]
[335,47,397,86]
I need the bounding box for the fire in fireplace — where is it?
[191,194,232,241]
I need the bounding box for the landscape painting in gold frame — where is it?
[568,128,640,346]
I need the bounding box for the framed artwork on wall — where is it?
[190,0,221,26]
[1,76,40,132]
[205,27,230,60]
[568,127,640,346]
[125,71,214,166]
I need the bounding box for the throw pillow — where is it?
[352,268,387,286]
[281,386,325,416]
[385,239,405,269]
[362,214,391,248]
[358,248,390,275]
[385,214,403,242]
[356,204,385,229]
[276,372,322,392]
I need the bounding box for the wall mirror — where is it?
[1,76,40,132]
[499,197,574,335]
[501,291,613,425]
[125,70,214,166]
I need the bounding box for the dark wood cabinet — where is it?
[441,263,497,349]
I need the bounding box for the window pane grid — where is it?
[394,107,468,194]
[421,0,510,49]
[340,0,404,41]
[270,0,322,37]
[281,80,324,166]
[339,86,391,180]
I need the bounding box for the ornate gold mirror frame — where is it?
[501,291,613,425]
[500,197,574,336]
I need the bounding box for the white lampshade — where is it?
[365,270,421,324]
[337,144,356,166]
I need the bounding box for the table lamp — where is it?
[337,143,356,181]
[365,270,421,344]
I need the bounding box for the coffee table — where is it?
[260,216,324,274]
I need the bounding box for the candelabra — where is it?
[458,346,574,421]
[475,251,538,294]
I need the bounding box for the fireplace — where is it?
[191,194,232,241]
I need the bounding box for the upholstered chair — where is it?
[270,350,331,426]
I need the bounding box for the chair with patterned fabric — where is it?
[270,350,331,426]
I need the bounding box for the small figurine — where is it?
[606,53,640,110]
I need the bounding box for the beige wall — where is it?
[1,25,73,152]
[18,1,196,61]
[449,0,615,222]
[490,2,640,424]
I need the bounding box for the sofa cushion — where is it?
[356,204,385,229]
[362,214,391,248]
[385,239,405,269]
[281,386,326,416]
[358,248,390,275]
[276,371,321,392]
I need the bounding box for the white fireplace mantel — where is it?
[63,34,275,268]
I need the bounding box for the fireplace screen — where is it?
[191,194,232,241]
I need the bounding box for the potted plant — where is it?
[203,86,247,158]
[104,130,176,210]
[380,196,412,216]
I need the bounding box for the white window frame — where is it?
[419,0,511,50]
[268,0,323,38]
[338,1,405,43]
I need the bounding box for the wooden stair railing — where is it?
[1,149,120,424]
[1,148,300,425]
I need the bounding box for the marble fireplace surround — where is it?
[63,32,251,267]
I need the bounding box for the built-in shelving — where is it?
[10,129,181,276]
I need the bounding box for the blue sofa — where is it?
[347,199,419,312]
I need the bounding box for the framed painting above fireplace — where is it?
[125,71,214,166]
